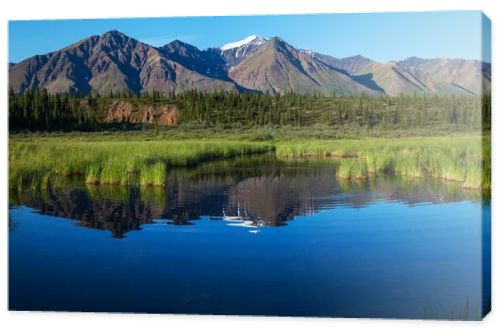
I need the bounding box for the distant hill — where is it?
[9,30,491,96]
[313,54,490,96]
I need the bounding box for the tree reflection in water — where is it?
[9,156,480,238]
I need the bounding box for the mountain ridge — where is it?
[9,30,491,96]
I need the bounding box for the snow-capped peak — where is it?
[220,35,268,51]
[300,49,316,56]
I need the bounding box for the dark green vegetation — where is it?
[9,88,99,131]
[9,89,490,132]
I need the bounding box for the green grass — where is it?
[276,135,490,190]
[337,159,368,180]
[99,158,131,185]
[9,132,490,191]
[10,124,484,142]
[139,162,166,186]
[9,139,273,189]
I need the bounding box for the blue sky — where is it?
[9,11,490,63]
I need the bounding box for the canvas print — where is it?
[8,11,491,320]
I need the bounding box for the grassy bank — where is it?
[9,139,274,189]
[276,136,490,189]
[10,124,484,142]
[9,133,490,190]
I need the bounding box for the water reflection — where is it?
[9,156,480,238]
[8,156,489,319]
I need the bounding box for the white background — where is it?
[0,0,498,333]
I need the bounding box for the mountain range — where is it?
[9,30,491,96]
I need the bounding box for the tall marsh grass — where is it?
[276,136,490,190]
[9,139,273,189]
[139,162,166,186]
[9,135,489,191]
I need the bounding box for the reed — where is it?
[139,162,166,186]
[9,135,489,190]
[9,139,273,189]
[276,136,489,189]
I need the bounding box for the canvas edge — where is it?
[480,11,492,320]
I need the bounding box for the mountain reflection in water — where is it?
[9,156,490,319]
[9,156,480,238]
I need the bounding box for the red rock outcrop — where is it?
[104,100,179,125]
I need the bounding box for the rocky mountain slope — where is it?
[9,30,491,96]
[228,37,379,95]
[314,54,489,96]
[9,30,237,95]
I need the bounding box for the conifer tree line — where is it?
[9,88,99,131]
[9,88,490,132]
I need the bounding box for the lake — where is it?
[8,156,491,319]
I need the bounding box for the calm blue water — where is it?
[8,161,490,319]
